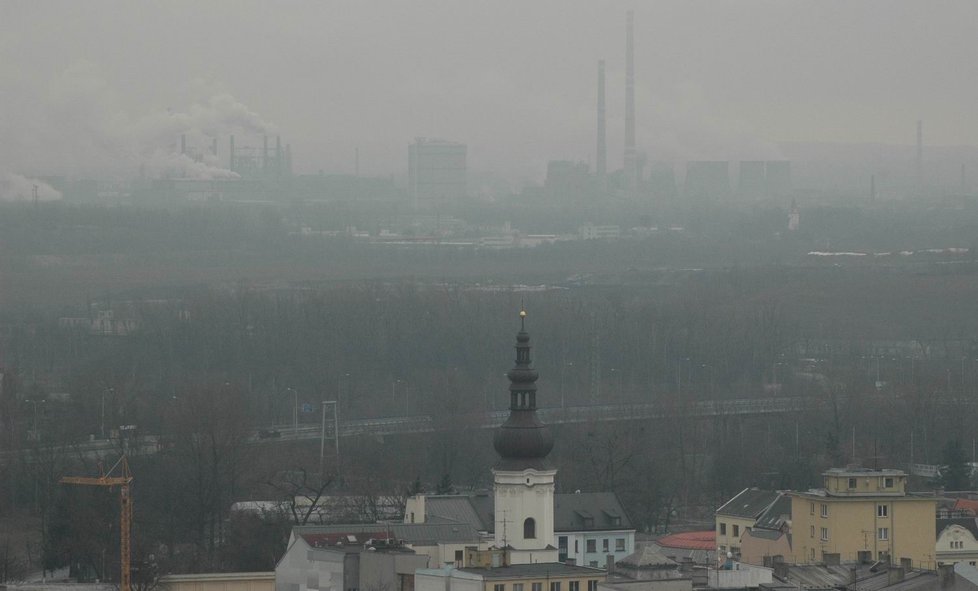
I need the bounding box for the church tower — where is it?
[492,308,559,564]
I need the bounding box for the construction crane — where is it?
[60,455,133,591]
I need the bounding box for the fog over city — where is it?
[3,1,978,588]
[3,0,977,185]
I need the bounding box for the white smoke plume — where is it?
[0,61,277,182]
[0,174,62,202]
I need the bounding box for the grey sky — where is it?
[1,0,976,181]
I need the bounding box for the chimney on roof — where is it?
[939,564,955,587]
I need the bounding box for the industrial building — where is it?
[408,138,467,209]
[685,162,730,202]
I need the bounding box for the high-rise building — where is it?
[408,138,467,209]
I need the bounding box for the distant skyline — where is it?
[2,1,977,182]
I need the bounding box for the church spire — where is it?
[493,308,554,468]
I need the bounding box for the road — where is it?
[258,396,806,441]
[0,397,806,463]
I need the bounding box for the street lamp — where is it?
[560,362,573,410]
[392,379,402,406]
[320,400,339,478]
[25,399,45,440]
[284,388,298,434]
[101,387,113,439]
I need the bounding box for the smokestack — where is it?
[916,120,923,193]
[180,134,187,155]
[597,59,607,181]
[624,10,637,198]
[229,135,235,171]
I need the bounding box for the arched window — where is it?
[524,517,536,539]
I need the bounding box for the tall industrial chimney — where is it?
[624,10,637,198]
[597,59,607,181]
[916,120,923,193]
[229,135,235,171]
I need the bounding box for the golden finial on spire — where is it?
[519,299,527,329]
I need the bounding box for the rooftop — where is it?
[456,563,605,579]
[655,531,715,551]
[824,467,906,478]
[716,488,781,519]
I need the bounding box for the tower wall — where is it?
[493,468,558,563]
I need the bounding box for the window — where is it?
[569,583,580,591]
[878,527,889,541]
[410,512,415,523]
[524,518,536,539]
[810,548,816,560]
[586,539,596,553]
[533,584,542,591]
[810,502,815,515]
[719,523,727,535]
[575,540,579,553]
[877,504,888,518]
[883,477,894,488]
[589,561,599,568]
[514,585,524,591]
[602,539,609,552]
[616,538,625,552]
[495,585,505,591]
[558,536,568,549]
[550,583,561,591]
[820,527,829,541]
[848,477,857,489]
[820,504,828,518]
[588,581,599,591]
[733,524,740,537]
[810,525,815,538]
[454,550,463,564]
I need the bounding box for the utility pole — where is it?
[320,400,339,478]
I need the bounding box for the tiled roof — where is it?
[427,495,493,531]
[716,488,781,519]
[754,494,792,530]
[294,522,481,546]
[938,517,978,540]
[457,563,604,580]
[656,531,715,551]
[554,492,634,531]
[617,544,679,569]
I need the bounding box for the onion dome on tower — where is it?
[493,308,554,470]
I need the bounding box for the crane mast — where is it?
[60,456,133,591]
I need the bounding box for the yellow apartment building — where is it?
[789,467,937,569]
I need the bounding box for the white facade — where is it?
[937,524,978,567]
[275,537,346,591]
[557,530,635,568]
[492,467,559,563]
